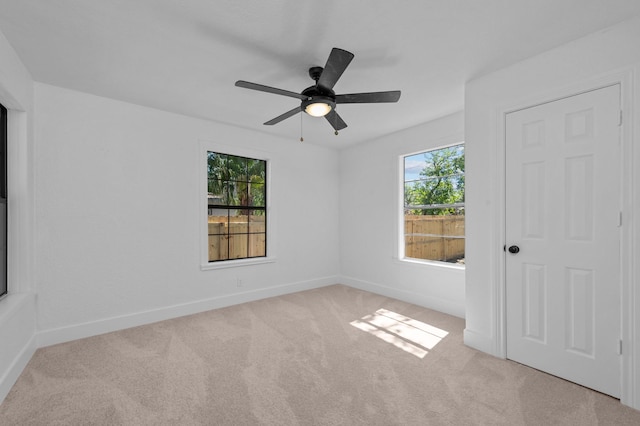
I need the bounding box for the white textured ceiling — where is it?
[1,0,640,149]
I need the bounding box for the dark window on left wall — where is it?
[1,103,7,298]
[207,151,267,262]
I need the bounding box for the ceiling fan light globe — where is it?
[305,102,332,117]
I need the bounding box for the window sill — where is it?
[201,256,276,271]
[395,256,466,270]
[0,292,35,324]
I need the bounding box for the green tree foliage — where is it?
[405,146,464,215]
[207,152,266,212]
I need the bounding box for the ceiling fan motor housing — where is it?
[301,81,336,114]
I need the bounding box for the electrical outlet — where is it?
[236,278,243,287]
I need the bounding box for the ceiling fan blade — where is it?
[335,90,401,104]
[317,48,354,90]
[236,80,307,100]
[264,106,302,125]
[325,109,348,131]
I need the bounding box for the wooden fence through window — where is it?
[208,215,266,261]
[404,215,465,263]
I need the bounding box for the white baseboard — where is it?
[339,275,465,319]
[0,332,36,405]
[37,276,338,348]
[0,293,37,405]
[463,328,500,357]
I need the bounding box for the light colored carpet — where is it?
[1,284,639,425]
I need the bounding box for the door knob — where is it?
[508,245,520,254]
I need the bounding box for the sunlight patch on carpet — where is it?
[350,309,449,358]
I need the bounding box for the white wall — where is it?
[464,16,640,409]
[33,83,340,345]
[339,111,465,318]
[0,28,37,403]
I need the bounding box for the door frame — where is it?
[493,69,635,407]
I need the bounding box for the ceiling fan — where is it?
[235,47,401,132]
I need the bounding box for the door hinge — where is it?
[618,340,623,355]
[618,211,623,227]
[619,110,623,126]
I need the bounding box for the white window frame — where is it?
[199,141,275,270]
[398,142,465,269]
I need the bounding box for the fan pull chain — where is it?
[300,111,304,142]
[334,107,339,136]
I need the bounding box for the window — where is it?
[1,103,7,297]
[206,151,267,263]
[402,143,464,265]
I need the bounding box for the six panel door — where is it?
[505,85,621,398]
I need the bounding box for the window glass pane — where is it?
[208,152,227,179]
[233,181,248,206]
[403,144,464,265]
[228,209,248,235]
[239,182,251,206]
[249,210,266,233]
[443,215,465,237]
[404,210,465,264]
[220,181,234,206]
[249,233,266,257]
[208,234,229,261]
[228,155,248,179]
[228,234,248,260]
[207,179,226,205]
[247,158,265,179]
[207,151,267,262]
[404,153,426,182]
[249,183,265,207]
[208,208,229,261]
[208,208,228,235]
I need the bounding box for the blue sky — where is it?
[404,144,464,183]
[404,153,428,182]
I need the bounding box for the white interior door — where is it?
[505,85,621,398]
